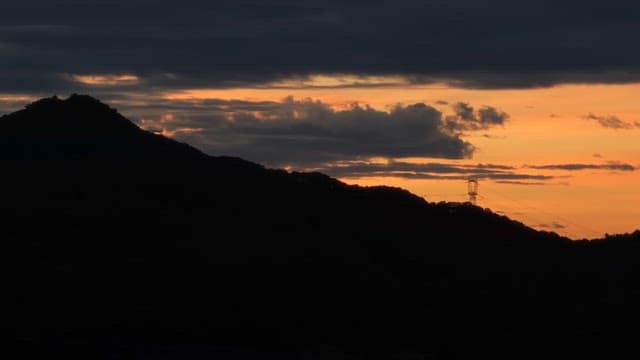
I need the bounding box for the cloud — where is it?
[268,75,410,89]
[71,74,140,86]
[136,98,497,166]
[310,161,554,181]
[482,134,506,139]
[3,1,640,92]
[494,181,548,186]
[527,162,636,171]
[444,102,509,132]
[478,106,509,125]
[584,113,639,129]
[452,102,475,122]
[538,222,567,230]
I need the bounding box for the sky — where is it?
[1,0,639,239]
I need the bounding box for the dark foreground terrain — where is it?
[2,95,640,359]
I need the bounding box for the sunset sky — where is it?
[1,0,639,239]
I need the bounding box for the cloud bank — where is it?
[3,0,640,93]
[138,98,513,166]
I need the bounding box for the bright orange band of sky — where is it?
[161,82,640,239]
[2,79,638,239]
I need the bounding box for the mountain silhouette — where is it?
[0,94,208,161]
[2,95,640,359]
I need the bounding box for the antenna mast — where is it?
[467,178,478,205]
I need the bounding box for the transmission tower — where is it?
[467,178,478,205]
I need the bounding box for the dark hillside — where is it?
[1,96,639,359]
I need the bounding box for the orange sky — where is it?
[1,80,637,239]
[164,82,640,239]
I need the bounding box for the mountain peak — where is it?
[2,94,141,137]
[0,94,205,161]
[25,94,111,112]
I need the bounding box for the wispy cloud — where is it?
[538,222,567,230]
[313,161,553,182]
[527,162,635,171]
[494,180,549,186]
[71,74,140,86]
[584,113,640,129]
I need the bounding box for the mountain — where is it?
[1,95,639,359]
[0,95,207,161]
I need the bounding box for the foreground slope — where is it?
[1,95,639,359]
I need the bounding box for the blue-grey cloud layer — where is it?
[139,99,481,164]
[3,0,640,92]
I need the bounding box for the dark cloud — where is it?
[435,100,449,106]
[584,113,638,129]
[453,103,476,122]
[538,222,567,230]
[527,162,636,171]
[495,181,549,186]
[312,161,553,181]
[478,107,509,125]
[2,0,640,93]
[593,153,603,158]
[136,98,487,166]
[445,102,509,132]
[482,134,507,139]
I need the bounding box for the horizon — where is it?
[2,1,640,239]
